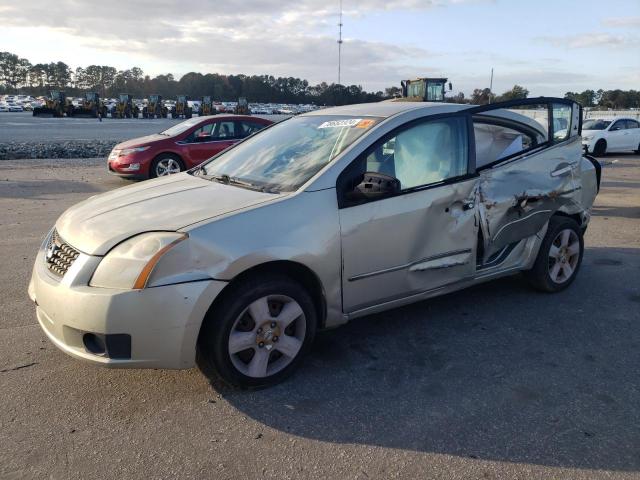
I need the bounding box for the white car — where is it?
[582,117,640,155]
[0,104,9,112]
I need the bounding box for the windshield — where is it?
[583,119,611,130]
[160,117,203,136]
[201,115,380,192]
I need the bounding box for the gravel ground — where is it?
[0,154,639,479]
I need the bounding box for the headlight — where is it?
[582,135,594,141]
[90,232,187,289]
[120,146,150,156]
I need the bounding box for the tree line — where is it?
[1,51,637,108]
[0,51,389,105]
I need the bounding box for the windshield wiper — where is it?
[203,173,279,194]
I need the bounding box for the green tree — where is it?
[0,52,31,91]
[471,88,494,105]
[494,84,529,102]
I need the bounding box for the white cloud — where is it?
[538,33,640,49]
[602,16,640,28]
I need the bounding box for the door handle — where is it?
[551,165,574,177]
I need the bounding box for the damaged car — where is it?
[29,98,600,388]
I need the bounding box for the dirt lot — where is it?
[0,155,639,479]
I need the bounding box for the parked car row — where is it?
[0,93,322,117]
[0,94,39,112]
[100,98,319,116]
[29,97,601,388]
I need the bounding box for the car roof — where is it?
[587,117,636,121]
[302,101,471,118]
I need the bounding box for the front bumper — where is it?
[29,247,227,369]
[108,162,146,180]
[107,151,150,179]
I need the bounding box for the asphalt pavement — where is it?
[0,154,639,479]
[0,112,289,143]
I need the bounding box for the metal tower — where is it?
[338,0,343,85]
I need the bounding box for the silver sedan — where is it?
[29,98,599,388]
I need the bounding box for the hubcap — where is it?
[228,295,305,378]
[548,228,580,284]
[156,158,181,176]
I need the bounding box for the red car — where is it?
[108,115,273,179]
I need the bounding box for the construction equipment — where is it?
[112,94,139,118]
[397,78,452,102]
[142,94,168,119]
[233,97,250,115]
[199,96,215,116]
[171,95,192,119]
[32,91,70,117]
[69,92,108,118]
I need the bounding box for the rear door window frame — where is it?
[465,97,581,171]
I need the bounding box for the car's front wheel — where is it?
[525,216,584,292]
[150,154,183,178]
[197,275,317,388]
[593,139,607,156]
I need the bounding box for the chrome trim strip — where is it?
[551,165,572,177]
[348,248,472,282]
[175,139,237,146]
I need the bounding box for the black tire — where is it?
[593,139,607,156]
[149,154,184,179]
[634,143,640,154]
[197,274,317,388]
[524,216,584,293]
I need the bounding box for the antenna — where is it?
[337,0,343,85]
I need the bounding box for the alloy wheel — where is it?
[155,158,181,176]
[228,295,306,378]
[547,228,580,284]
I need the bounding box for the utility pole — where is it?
[337,0,343,85]
[489,67,494,104]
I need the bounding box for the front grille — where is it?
[44,229,80,277]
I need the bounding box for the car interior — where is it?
[364,117,468,190]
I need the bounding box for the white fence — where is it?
[584,110,640,120]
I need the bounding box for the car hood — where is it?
[114,133,168,149]
[56,173,283,255]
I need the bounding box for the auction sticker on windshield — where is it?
[355,119,376,129]
[318,119,363,129]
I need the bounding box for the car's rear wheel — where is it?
[525,216,584,292]
[593,139,607,156]
[634,142,640,154]
[150,154,183,178]
[197,274,317,388]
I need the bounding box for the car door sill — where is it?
[345,262,525,321]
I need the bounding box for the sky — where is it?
[0,0,638,97]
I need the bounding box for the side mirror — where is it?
[197,132,212,141]
[448,82,453,91]
[609,125,620,131]
[346,172,401,203]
